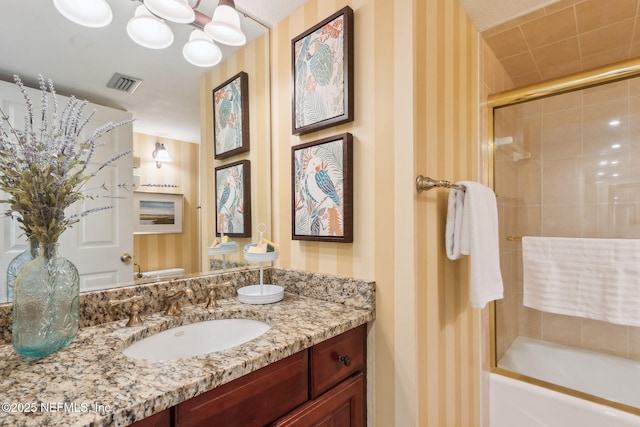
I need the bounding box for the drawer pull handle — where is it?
[339,355,352,366]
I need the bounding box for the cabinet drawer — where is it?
[174,350,308,427]
[310,324,366,398]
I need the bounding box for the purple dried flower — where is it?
[0,75,134,245]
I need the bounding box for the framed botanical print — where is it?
[213,71,250,159]
[291,6,354,135]
[215,160,251,237]
[292,133,353,242]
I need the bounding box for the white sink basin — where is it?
[123,319,271,361]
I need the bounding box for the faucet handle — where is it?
[205,281,234,308]
[108,295,144,327]
[164,286,194,316]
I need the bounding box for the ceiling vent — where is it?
[106,73,143,94]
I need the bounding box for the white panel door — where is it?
[0,80,133,301]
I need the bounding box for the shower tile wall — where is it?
[495,77,640,361]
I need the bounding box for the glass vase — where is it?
[12,243,80,359]
[6,237,40,302]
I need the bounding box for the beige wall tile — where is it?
[579,19,635,57]
[516,161,541,205]
[583,79,629,104]
[532,38,581,70]
[629,326,640,360]
[582,47,632,72]
[581,319,628,357]
[482,0,640,88]
[496,296,520,358]
[501,52,538,77]
[542,312,582,346]
[485,27,529,60]
[511,72,544,88]
[521,7,578,50]
[541,204,583,236]
[516,206,542,236]
[582,99,628,155]
[575,0,639,33]
[541,109,582,159]
[518,305,542,339]
[542,89,583,112]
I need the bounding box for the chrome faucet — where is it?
[164,286,194,316]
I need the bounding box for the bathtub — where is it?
[490,336,640,427]
[136,267,185,281]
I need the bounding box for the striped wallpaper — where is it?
[133,133,200,275]
[269,0,485,425]
[200,33,272,270]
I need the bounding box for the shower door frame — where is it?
[487,57,640,417]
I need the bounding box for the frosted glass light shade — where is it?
[183,30,223,67]
[53,0,112,28]
[204,5,246,46]
[155,148,171,162]
[144,0,195,24]
[153,142,171,168]
[127,5,174,50]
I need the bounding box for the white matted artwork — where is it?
[133,192,183,234]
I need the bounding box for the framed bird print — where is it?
[213,71,250,159]
[215,160,251,237]
[292,133,353,242]
[291,6,354,135]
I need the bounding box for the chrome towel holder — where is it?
[415,175,466,193]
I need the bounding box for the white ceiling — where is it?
[0,0,555,144]
[0,0,308,144]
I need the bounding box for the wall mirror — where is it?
[0,0,272,304]
[491,59,640,415]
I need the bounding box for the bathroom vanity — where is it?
[135,325,366,427]
[0,268,374,427]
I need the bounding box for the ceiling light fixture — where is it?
[54,0,255,68]
[144,0,196,24]
[204,0,247,46]
[152,142,172,168]
[127,5,175,49]
[53,0,113,28]
[183,30,223,67]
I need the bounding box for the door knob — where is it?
[120,253,132,264]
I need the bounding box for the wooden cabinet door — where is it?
[272,372,365,427]
[175,350,308,427]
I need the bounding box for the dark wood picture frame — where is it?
[291,6,354,135]
[213,71,250,159]
[215,159,251,237]
[291,133,353,242]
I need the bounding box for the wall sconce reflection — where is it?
[152,142,172,168]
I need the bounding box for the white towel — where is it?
[445,181,504,308]
[445,188,465,259]
[523,236,640,327]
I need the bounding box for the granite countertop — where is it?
[0,292,373,427]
